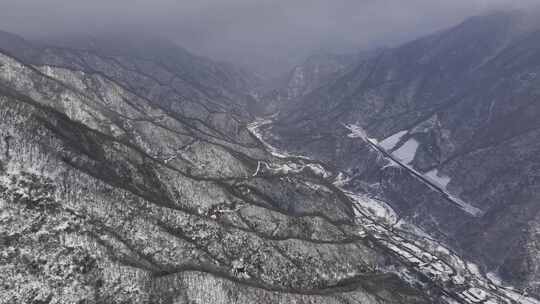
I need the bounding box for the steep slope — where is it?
[269,9,540,295]
[260,52,363,114]
[0,32,434,303]
[1,31,262,118]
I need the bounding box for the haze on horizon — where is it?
[0,0,537,77]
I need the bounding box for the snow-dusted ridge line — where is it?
[343,124,484,217]
[248,118,539,304]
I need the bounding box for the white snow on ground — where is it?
[450,195,484,217]
[302,181,332,192]
[425,169,452,189]
[247,118,292,158]
[253,161,271,176]
[380,130,408,150]
[344,124,483,217]
[252,160,332,179]
[346,191,398,225]
[347,125,484,217]
[408,164,483,216]
[381,159,401,170]
[487,272,503,285]
[248,118,332,181]
[254,119,540,304]
[391,138,419,164]
[270,162,301,175]
[332,172,351,187]
[501,289,540,304]
[344,124,379,143]
[305,163,331,178]
[344,124,367,139]
[462,288,488,302]
[395,220,435,240]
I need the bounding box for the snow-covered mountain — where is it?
[267,9,540,297]
[0,31,442,303]
[2,8,540,303]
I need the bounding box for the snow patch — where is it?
[451,195,484,217]
[487,272,503,285]
[347,192,398,225]
[332,172,351,187]
[344,124,366,139]
[380,130,408,150]
[425,169,452,189]
[381,159,401,170]
[391,139,419,164]
[247,118,292,159]
[305,163,331,178]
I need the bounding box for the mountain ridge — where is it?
[267,9,540,295]
[0,29,436,304]
[2,9,540,302]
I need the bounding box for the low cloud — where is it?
[0,0,537,76]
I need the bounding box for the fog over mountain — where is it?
[4,1,540,303]
[0,0,538,76]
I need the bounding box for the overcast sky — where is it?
[0,0,537,76]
